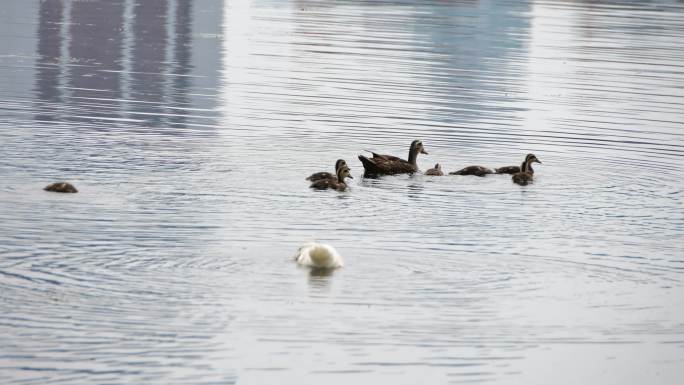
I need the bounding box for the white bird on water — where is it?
[293,242,344,269]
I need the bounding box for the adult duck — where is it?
[358,140,427,177]
[512,154,542,185]
[306,159,347,182]
[496,154,539,175]
[310,165,353,191]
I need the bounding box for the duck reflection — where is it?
[407,181,424,199]
[307,267,336,290]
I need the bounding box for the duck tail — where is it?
[358,154,375,170]
[363,149,380,158]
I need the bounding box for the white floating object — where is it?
[294,242,344,268]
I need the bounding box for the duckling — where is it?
[425,163,444,176]
[496,154,539,175]
[309,165,352,191]
[494,165,520,174]
[294,242,344,268]
[306,159,347,182]
[358,140,427,177]
[449,165,493,177]
[44,182,78,193]
[512,154,542,185]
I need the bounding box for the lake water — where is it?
[1,0,683,384]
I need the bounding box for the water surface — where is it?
[1,0,683,384]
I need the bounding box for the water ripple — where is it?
[1,0,683,384]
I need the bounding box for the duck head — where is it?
[335,159,348,171]
[337,165,353,181]
[526,153,541,164]
[411,140,428,155]
[408,140,427,165]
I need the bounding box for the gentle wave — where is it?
[1,0,683,384]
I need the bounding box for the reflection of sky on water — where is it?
[0,1,683,384]
[523,1,684,160]
[218,0,535,153]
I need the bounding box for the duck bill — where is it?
[534,159,542,164]
[347,175,354,179]
[421,149,428,155]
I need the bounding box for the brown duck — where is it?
[358,140,427,177]
[512,154,542,185]
[310,166,353,191]
[307,159,347,182]
[496,154,539,175]
[425,163,444,176]
[44,182,78,193]
[449,165,493,177]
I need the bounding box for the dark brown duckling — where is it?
[306,159,347,182]
[494,165,521,174]
[496,154,539,175]
[425,163,444,176]
[310,166,353,191]
[358,140,427,177]
[44,182,78,193]
[449,165,493,177]
[512,154,542,185]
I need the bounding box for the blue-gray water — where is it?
[1,0,683,384]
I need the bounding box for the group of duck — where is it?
[43,140,540,195]
[307,139,542,191]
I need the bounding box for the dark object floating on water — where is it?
[310,165,352,191]
[425,163,444,176]
[496,153,540,175]
[306,159,348,182]
[512,154,542,186]
[449,165,493,177]
[358,139,427,177]
[44,182,78,193]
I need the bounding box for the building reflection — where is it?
[170,0,193,128]
[129,0,167,126]
[34,0,221,130]
[68,0,125,121]
[35,0,64,121]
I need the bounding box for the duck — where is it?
[44,182,78,193]
[294,242,344,268]
[449,165,493,177]
[425,163,444,176]
[358,139,427,177]
[306,159,347,182]
[512,153,542,185]
[496,154,539,175]
[309,165,352,191]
